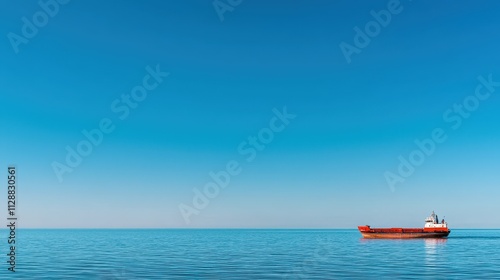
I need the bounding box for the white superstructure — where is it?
[424,211,448,229]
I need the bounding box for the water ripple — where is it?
[2,229,499,279]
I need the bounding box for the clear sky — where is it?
[1,0,500,228]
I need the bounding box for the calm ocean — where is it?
[1,229,499,279]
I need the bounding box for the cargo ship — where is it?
[358,211,450,239]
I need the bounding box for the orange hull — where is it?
[358,226,450,239]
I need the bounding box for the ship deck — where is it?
[358,226,450,238]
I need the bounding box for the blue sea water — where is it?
[1,229,500,279]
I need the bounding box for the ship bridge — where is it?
[424,211,448,229]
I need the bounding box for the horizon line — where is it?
[4,227,500,230]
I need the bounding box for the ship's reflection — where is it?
[358,238,448,244]
[424,238,447,268]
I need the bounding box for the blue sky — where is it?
[1,0,500,228]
